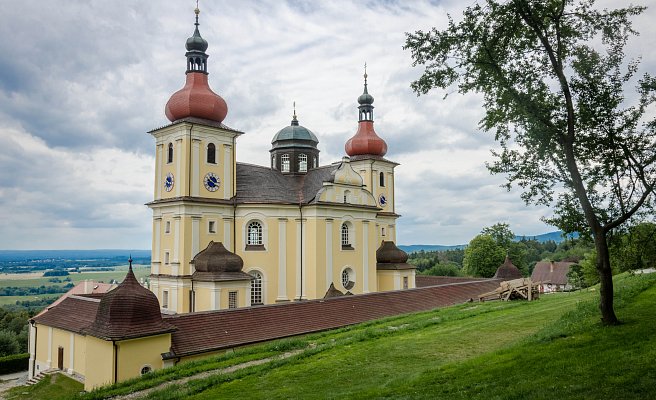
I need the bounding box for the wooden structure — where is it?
[478,278,540,302]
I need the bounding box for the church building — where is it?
[147,7,415,313]
[27,7,421,390]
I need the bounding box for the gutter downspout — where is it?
[113,340,118,384]
[298,201,303,301]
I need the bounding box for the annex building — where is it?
[27,8,499,391]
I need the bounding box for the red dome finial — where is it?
[345,67,387,157]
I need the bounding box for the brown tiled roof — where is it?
[415,275,492,287]
[34,281,115,317]
[163,279,501,358]
[191,242,253,282]
[323,283,344,298]
[85,267,176,341]
[235,163,335,204]
[493,256,524,280]
[31,295,100,334]
[376,241,415,270]
[531,261,575,285]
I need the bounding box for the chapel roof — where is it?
[493,256,524,280]
[191,241,253,282]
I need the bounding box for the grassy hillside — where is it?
[9,273,656,400]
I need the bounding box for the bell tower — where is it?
[148,6,243,313]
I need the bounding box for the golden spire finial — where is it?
[195,0,200,15]
[364,62,368,82]
[293,101,297,120]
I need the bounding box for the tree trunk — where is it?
[594,231,620,325]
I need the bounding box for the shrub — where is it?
[0,330,20,357]
[0,352,29,374]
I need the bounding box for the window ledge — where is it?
[341,245,354,251]
[245,244,266,251]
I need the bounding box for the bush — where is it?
[0,353,29,374]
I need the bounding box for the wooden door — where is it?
[57,346,64,370]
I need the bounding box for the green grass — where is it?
[4,373,83,400]
[18,273,656,399]
[0,294,59,306]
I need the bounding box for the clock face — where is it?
[164,173,174,192]
[204,172,220,192]
[379,194,387,207]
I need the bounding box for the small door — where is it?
[57,346,64,370]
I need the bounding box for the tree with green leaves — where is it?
[405,0,656,325]
[463,234,506,277]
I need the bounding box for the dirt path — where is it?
[0,371,28,399]
[112,349,305,399]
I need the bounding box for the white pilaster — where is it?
[173,217,180,263]
[223,218,232,250]
[325,219,333,290]
[295,218,306,300]
[46,327,52,368]
[175,139,182,196]
[211,288,221,310]
[191,217,200,269]
[192,139,200,197]
[277,218,288,301]
[223,145,232,199]
[28,324,36,378]
[363,220,370,293]
[68,333,74,374]
[157,144,163,199]
[171,286,178,312]
[154,218,162,262]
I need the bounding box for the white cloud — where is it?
[0,0,654,249]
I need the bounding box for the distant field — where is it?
[0,265,150,289]
[0,265,151,309]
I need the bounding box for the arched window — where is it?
[207,143,216,164]
[250,271,263,305]
[247,221,263,245]
[379,172,385,187]
[341,223,351,248]
[299,154,307,172]
[281,154,290,172]
[167,143,173,164]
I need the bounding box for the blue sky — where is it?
[0,0,654,249]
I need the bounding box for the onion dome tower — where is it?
[345,66,388,157]
[270,103,320,174]
[165,6,228,123]
[86,257,175,340]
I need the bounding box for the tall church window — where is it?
[247,221,263,245]
[207,143,216,164]
[281,154,290,172]
[299,154,307,172]
[167,143,173,164]
[341,223,352,249]
[250,271,263,305]
[162,290,169,308]
[228,291,238,309]
[379,172,385,187]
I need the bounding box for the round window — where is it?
[141,365,152,375]
[341,268,355,290]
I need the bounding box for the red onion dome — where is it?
[345,121,387,156]
[165,73,228,123]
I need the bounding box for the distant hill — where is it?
[0,249,150,262]
[401,231,578,253]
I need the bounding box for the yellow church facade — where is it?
[147,8,415,314]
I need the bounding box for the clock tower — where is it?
[147,7,246,313]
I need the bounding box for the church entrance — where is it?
[57,347,64,370]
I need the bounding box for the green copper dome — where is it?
[271,116,319,145]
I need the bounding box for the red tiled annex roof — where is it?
[164,279,500,358]
[531,261,575,285]
[31,296,100,334]
[34,281,115,317]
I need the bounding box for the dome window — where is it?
[281,154,290,173]
[299,154,307,172]
[207,143,216,164]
